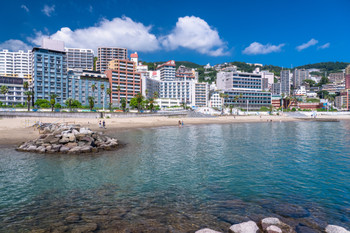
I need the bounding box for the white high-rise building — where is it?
[293,69,309,88]
[0,49,32,81]
[65,48,94,70]
[281,70,291,95]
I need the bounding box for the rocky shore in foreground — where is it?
[196,217,349,233]
[16,123,118,154]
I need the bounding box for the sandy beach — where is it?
[0,114,349,145]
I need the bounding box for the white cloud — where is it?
[296,38,318,51]
[42,5,55,17]
[318,42,330,49]
[21,5,29,12]
[242,42,285,55]
[160,16,228,56]
[29,16,160,53]
[0,39,31,51]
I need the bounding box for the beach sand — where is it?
[0,114,348,145]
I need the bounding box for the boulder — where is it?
[28,145,37,152]
[266,225,282,233]
[59,137,70,144]
[79,128,92,135]
[43,134,56,143]
[67,142,78,148]
[60,146,70,153]
[80,146,92,153]
[81,136,93,143]
[78,141,86,147]
[195,228,222,233]
[229,221,260,233]
[42,127,51,134]
[35,139,44,146]
[68,146,82,154]
[72,129,79,135]
[49,138,60,144]
[325,225,350,233]
[261,217,295,233]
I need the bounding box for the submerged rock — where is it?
[325,225,350,233]
[266,225,282,233]
[196,228,222,233]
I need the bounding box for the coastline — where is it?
[0,114,349,145]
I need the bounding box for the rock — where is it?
[28,145,37,152]
[66,133,76,142]
[72,129,79,135]
[59,137,70,144]
[261,218,282,230]
[35,139,44,146]
[71,223,97,233]
[271,203,309,218]
[68,146,82,154]
[81,136,93,143]
[79,128,92,135]
[52,144,61,152]
[325,225,350,233]
[42,127,51,134]
[65,214,80,223]
[296,225,319,233]
[50,138,60,144]
[229,221,260,233]
[67,142,78,148]
[91,147,98,153]
[60,146,70,153]
[78,141,86,147]
[266,225,282,233]
[196,228,222,233]
[80,146,92,153]
[43,134,56,143]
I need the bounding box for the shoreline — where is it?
[0,114,349,145]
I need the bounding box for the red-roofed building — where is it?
[157,60,176,80]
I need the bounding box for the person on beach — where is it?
[103,120,106,129]
[99,120,102,128]
[178,120,182,127]
[182,120,184,126]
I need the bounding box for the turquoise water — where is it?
[0,121,350,232]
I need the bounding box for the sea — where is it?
[0,121,349,232]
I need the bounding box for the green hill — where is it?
[295,62,350,74]
[141,61,202,70]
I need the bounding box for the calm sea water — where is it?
[0,121,350,232]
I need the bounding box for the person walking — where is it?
[99,120,102,128]
[103,120,106,129]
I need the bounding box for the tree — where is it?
[23,81,29,90]
[148,97,155,111]
[145,89,149,98]
[106,88,112,111]
[120,98,126,112]
[117,85,121,106]
[35,99,50,108]
[91,84,96,93]
[1,85,8,96]
[303,79,316,87]
[219,93,229,113]
[24,91,33,111]
[88,96,95,111]
[50,94,58,112]
[101,83,105,111]
[135,92,144,112]
[153,91,159,99]
[65,98,73,111]
[317,90,329,99]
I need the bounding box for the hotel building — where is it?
[0,49,32,82]
[65,48,94,70]
[157,60,176,80]
[0,76,26,106]
[280,70,291,96]
[96,47,127,73]
[292,69,309,88]
[105,59,141,104]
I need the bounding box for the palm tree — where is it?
[88,96,95,111]
[100,84,105,111]
[91,84,96,93]
[219,93,228,114]
[149,97,154,112]
[106,88,112,111]
[66,98,73,112]
[117,85,121,106]
[120,98,126,112]
[23,81,29,90]
[135,92,144,112]
[50,94,58,112]
[0,86,8,106]
[24,91,33,111]
[153,91,159,99]
[145,89,149,98]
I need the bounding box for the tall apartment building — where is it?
[292,69,309,88]
[105,59,141,104]
[159,80,194,104]
[157,60,176,80]
[328,72,345,84]
[0,76,26,106]
[280,70,291,96]
[193,82,209,107]
[65,48,94,70]
[0,49,32,82]
[176,65,196,81]
[345,65,350,89]
[67,69,110,108]
[216,71,271,110]
[32,47,68,105]
[96,47,127,73]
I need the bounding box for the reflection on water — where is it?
[0,122,350,232]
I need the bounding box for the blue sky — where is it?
[1,0,349,67]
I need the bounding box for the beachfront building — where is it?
[105,59,141,105]
[293,69,309,88]
[328,72,345,84]
[0,49,32,82]
[216,71,271,110]
[155,98,181,109]
[67,69,110,108]
[65,48,94,70]
[32,47,68,105]
[157,60,176,80]
[142,76,160,99]
[159,80,194,105]
[271,83,281,95]
[0,76,26,106]
[280,70,291,96]
[209,92,222,109]
[193,82,209,107]
[96,47,127,73]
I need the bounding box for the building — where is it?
[216,71,271,110]
[271,95,281,108]
[193,82,209,107]
[105,59,141,105]
[96,47,127,73]
[0,76,26,106]
[292,69,309,89]
[271,82,281,95]
[328,72,345,84]
[280,70,291,96]
[42,38,65,52]
[260,70,274,86]
[176,65,196,81]
[157,60,176,80]
[65,48,94,70]
[130,52,138,64]
[209,92,222,109]
[142,76,160,99]
[159,80,194,104]
[155,98,181,109]
[67,69,110,108]
[0,49,32,82]
[345,65,350,75]
[32,47,68,105]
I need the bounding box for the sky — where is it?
[1,0,349,67]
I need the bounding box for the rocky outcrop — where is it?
[17,123,118,154]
